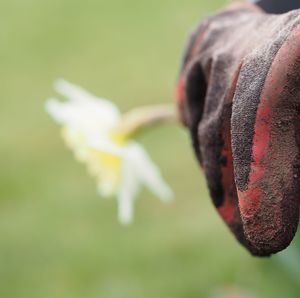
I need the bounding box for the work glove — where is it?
[176,2,300,256]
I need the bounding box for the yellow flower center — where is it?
[61,126,129,197]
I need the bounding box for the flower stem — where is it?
[117,104,178,138]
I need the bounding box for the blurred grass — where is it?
[0,0,300,297]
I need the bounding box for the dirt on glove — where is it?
[177,3,300,256]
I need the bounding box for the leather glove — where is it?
[176,2,300,256]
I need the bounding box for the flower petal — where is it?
[55,79,112,105]
[87,138,124,157]
[46,80,121,134]
[124,142,173,202]
[54,79,120,121]
[117,159,140,224]
[45,98,72,125]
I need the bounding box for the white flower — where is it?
[45,79,173,224]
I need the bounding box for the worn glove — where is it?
[176,2,300,256]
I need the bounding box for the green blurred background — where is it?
[1,0,300,297]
